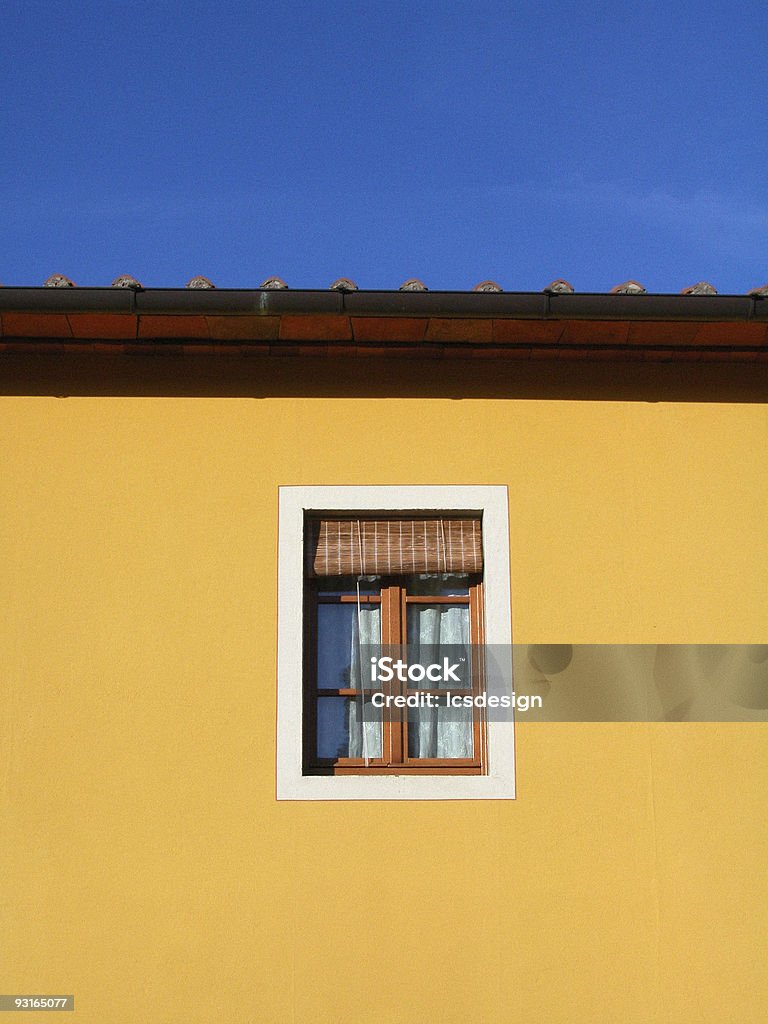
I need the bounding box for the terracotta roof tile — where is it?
[560,320,631,345]
[3,312,73,337]
[492,320,564,344]
[425,318,494,343]
[138,315,209,339]
[2,274,766,295]
[544,280,574,294]
[279,314,352,341]
[206,315,280,341]
[351,317,428,342]
[626,322,701,347]
[67,313,137,339]
[610,281,647,295]
[690,322,767,347]
[681,282,717,295]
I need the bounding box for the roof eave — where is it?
[0,287,766,320]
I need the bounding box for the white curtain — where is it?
[409,592,473,758]
[348,603,382,758]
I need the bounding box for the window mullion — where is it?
[399,584,407,765]
[380,584,405,766]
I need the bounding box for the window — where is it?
[277,487,514,800]
[306,517,485,774]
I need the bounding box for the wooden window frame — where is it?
[303,575,486,776]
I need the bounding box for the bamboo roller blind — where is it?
[308,517,483,577]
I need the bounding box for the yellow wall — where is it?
[1,388,766,1023]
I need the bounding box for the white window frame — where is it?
[276,485,515,800]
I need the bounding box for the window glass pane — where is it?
[407,706,473,759]
[316,576,382,597]
[317,697,382,759]
[406,603,471,689]
[317,604,381,689]
[407,603,469,646]
[406,573,470,596]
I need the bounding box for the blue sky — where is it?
[1,1,766,292]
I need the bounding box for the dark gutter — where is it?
[0,287,765,321]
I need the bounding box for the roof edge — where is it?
[0,287,765,321]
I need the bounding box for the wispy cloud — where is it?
[527,180,768,256]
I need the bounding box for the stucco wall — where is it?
[2,389,766,1023]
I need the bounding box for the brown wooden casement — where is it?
[303,515,487,776]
